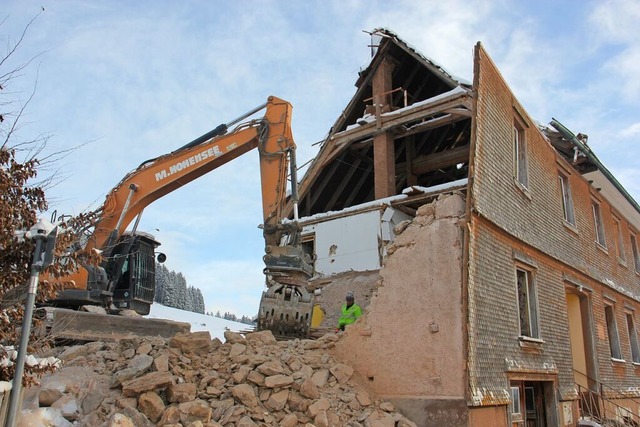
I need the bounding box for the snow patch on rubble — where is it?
[1,346,61,371]
[146,304,250,341]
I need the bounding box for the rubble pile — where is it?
[20,330,417,427]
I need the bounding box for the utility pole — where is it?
[6,219,58,427]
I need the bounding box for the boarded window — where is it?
[516,268,539,338]
[592,202,606,248]
[559,173,575,225]
[605,304,622,360]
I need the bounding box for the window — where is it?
[605,304,622,360]
[592,202,606,248]
[631,233,640,272]
[514,123,528,188]
[301,233,315,260]
[626,313,640,363]
[510,385,522,421]
[516,268,539,338]
[613,217,625,262]
[559,173,575,225]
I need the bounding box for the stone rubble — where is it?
[19,330,417,427]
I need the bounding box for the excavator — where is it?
[50,96,315,338]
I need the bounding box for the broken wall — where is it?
[332,193,467,426]
[300,206,411,276]
[302,210,381,275]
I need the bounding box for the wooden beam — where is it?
[399,114,469,138]
[406,135,417,186]
[396,145,470,175]
[373,57,396,199]
[332,91,472,148]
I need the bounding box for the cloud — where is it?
[620,122,640,139]
[589,0,640,102]
[4,0,640,316]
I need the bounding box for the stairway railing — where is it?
[574,369,640,426]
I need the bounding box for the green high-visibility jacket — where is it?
[338,303,362,328]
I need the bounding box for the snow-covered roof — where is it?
[368,28,471,86]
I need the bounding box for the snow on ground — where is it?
[146,304,252,341]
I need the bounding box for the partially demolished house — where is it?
[290,29,640,426]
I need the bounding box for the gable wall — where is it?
[467,43,640,410]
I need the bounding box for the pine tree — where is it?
[175,272,187,310]
[154,263,169,304]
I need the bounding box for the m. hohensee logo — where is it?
[154,142,238,181]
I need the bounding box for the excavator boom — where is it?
[54,96,314,337]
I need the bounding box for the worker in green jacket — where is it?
[337,292,362,331]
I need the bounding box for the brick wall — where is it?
[468,43,640,405]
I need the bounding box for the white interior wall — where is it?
[301,207,411,276]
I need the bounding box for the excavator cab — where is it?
[54,232,163,315]
[107,232,163,315]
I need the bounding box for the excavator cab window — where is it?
[108,234,158,315]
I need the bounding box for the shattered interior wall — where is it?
[333,193,467,426]
[300,206,412,275]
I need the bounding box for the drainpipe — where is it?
[550,118,640,216]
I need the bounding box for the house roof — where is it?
[292,29,639,231]
[293,28,473,217]
[546,119,640,229]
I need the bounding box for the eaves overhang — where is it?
[550,118,640,229]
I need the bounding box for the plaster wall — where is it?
[333,193,466,404]
[301,207,411,276]
[302,210,381,275]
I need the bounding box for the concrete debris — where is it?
[19,330,415,427]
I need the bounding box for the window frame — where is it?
[516,267,540,339]
[592,200,606,249]
[631,232,640,273]
[604,303,623,360]
[558,172,575,226]
[613,215,626,263]
[625,312,640,364]
[513,121,529,189]
[300,233,316,260]
[510,385,523,422]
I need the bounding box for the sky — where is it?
[2,0,640,317]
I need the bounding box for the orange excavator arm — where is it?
[88,96,297,255]
[54,96,314,335]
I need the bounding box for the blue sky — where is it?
[3,0,639,317]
